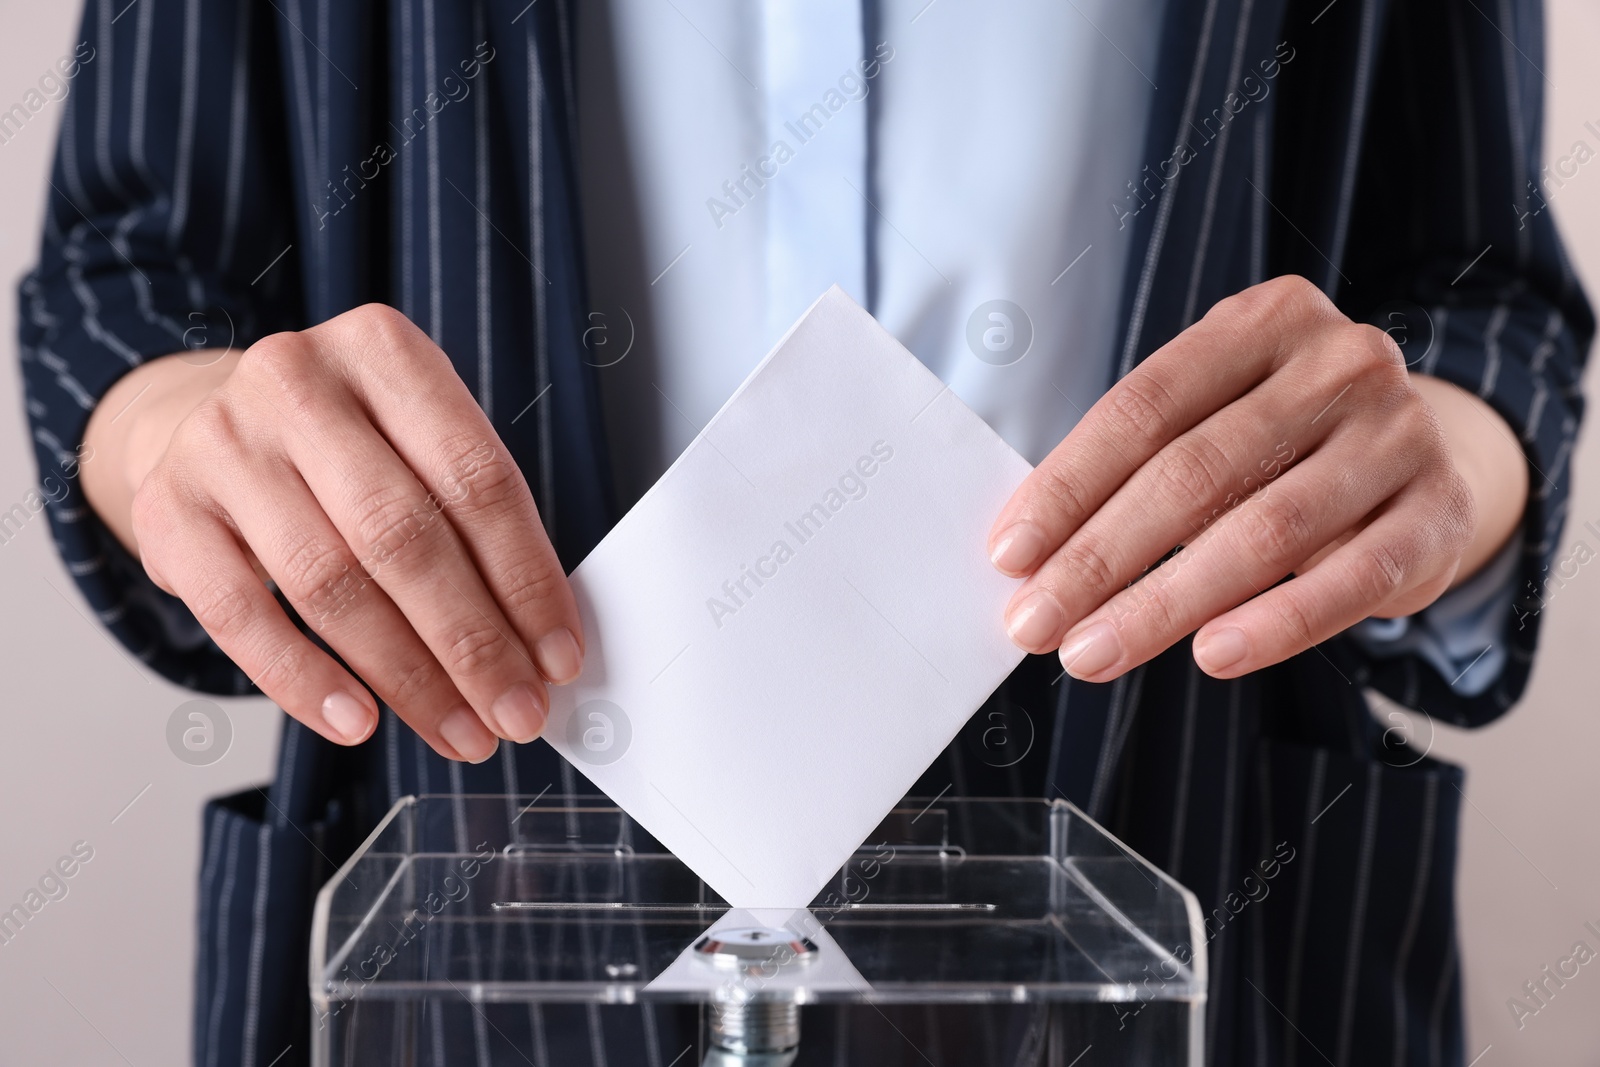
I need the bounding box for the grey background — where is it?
[0,1,1596,1062]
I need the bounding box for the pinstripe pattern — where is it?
[1251,754,1276,1066]
[14,0,1590,1064]
[1391,776,1440,1067]
[239,827,272,1067]
[1322,0,1380,293]
[1180,0,1256,325]
[1335,767,1382,1064]
[1428,932,1460,1067]
[204,813,243,1067]
[1206,678,1243,1067]
[473,0,492,419]
[91,0,130,204]
[1118,0,1223,378]
[526,21,556,542]
[215,0,251,275]
[1168,658,1202,877]
[193,807,225,1066]
[166,0,200,249]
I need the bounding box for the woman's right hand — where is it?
[82,304,583,762]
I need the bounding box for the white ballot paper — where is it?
[542,286,1033,907]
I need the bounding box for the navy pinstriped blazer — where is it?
[17,0,1591,1064]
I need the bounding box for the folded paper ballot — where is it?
[542,286,1033,907]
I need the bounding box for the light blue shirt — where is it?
[575,0,1517,698]
[577,0,1164,494]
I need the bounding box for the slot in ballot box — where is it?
[310,795,1206,1066]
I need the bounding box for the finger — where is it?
[988,276,1340,576]
[1051,435,1419,681]
[214,456,505,761]
[1190,478,1471,679]
[1294,529,1460,620]
[1369,557,1460,619]
[252,386,553,751]
[1001,378,1314,654]
[309,306,584,684]
[1001,306,1409,654]
[1293,531,1354,575]
[132,474,380,747]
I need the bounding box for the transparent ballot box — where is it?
[311,795,1207,1066]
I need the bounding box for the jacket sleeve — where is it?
[16,0,302,693]
[1333,0,1593,726]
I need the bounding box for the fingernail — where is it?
[491,682,548,743]
[321,691,376,744]
[1006,591,1065,652]
[439,704,497,764]
[533,628,583,685]
[990,523,1046,575]
[1194,627,1249,675]
[1059,621,1122,680]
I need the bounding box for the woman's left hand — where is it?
[988,274,1526,682]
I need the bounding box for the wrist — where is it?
[1409,372,1528,588]
[82,349,241,552]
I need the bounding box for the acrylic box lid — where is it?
[309,794,1207,1012]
